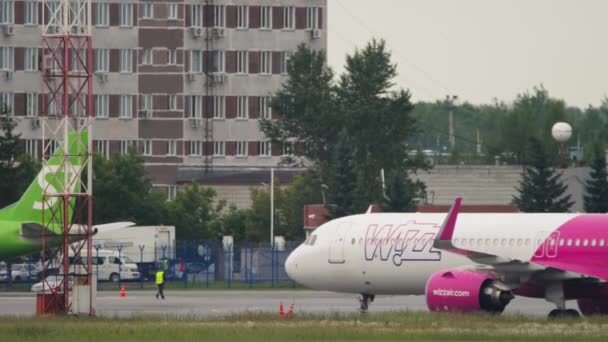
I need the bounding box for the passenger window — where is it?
[601,239,605,247]
[469,238,474,246]
[575,239,580,247]
[509,239,514,247]
[112,257,121,264]
[477,239,482,246]
[493,239,499,246]
[525,239,531,246]
[453,239,459,245]
[462,239,467,246]
[583,239,589,247]
[559,239,564,246]
[567,239,572,246]
[485,239,490,246]
[591,239,597,247]
[501,239,507,247]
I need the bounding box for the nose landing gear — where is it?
[359,294,375,313]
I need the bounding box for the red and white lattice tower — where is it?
[39,0,94,315]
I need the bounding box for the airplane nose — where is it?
[285,248,299,281]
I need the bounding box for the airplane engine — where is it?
[577,298,608,316]
[425,269,513,313]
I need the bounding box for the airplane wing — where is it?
[432,198,591,287]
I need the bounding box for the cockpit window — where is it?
[309,235,317,246]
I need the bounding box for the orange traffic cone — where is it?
[120,284,126,298]
[286,303,294,319]
[279,302,285,318]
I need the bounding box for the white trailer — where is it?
[92,226,175,278]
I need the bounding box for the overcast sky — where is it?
[327,0,608,108]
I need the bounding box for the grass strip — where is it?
[2,311,608,341]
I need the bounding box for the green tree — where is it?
[584,143,608,213]
[513,137,573,212]
[0,107,39,208]
[165,183,225,242]
[338,39,418,205]
[381,170,425,212]
[93,151,166,225]
[326,130,359,217]
[260,44,338,166]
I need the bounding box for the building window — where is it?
[306,7,319,29]
[0,0,14,24]
[142,48,152,65]
[167,185,177,201]
[213,5,225,27]
[189,50,201,73]
[46,140,59,155]
[119,95,133,119]
[120,2,132,27]
[167,140,176,156]
[120,140,134,155]
[213,141,225,157]
[94,48,109,72]
[143,140,152,156]
[237,96,248,119]
[282,142,294,156]
[283,6,294,29]
[141,2,153,19]
[236,141,247,157]
[95,140,109,159]
[260,6,271,29]
[213,96,225,119]
[141,94,152,110]
[168,95,177,110]
[236,5,248,29]
[188,95,202,118]
[191,4,202,27]
[210,50,225,73]
[168,49,176,65]
[25,139,38,158]
[0,47,13,70]
[237,51,248,74]
[120,49,132,72]
[46,93,58,115]
[280,51,288,74]
[24,48,38,71]
[167,3,177,20]
[0,93,13,115]
[25,93,38,117]
[259,96,271,119]
[94,2,108,26]
[190,141,202,156]
[260,51,271,74]
[259,141,271,157]
[24,0,37,25]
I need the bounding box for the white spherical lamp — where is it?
[551,122,572,143]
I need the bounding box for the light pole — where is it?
[446,95,458,149]
[270,168,274,248]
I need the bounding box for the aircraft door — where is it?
[328,222,351,264]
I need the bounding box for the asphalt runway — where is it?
[0,290,581,317]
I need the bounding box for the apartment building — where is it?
[0,0,327,199]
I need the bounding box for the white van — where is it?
[70,249,140,282]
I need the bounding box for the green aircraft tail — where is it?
[1,131,88,225]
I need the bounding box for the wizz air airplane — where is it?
[285,198,608,318]
[0,131,133,260]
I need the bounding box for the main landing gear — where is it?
[359,294,375,313]
[545,283,580,319]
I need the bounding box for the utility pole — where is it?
[446,95,458,149]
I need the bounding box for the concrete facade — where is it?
[0,0,327,198]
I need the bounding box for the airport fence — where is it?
[0,241,300,291]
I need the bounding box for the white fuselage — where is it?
[285,212,578,295]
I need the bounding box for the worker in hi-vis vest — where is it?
[155,267,165,300]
